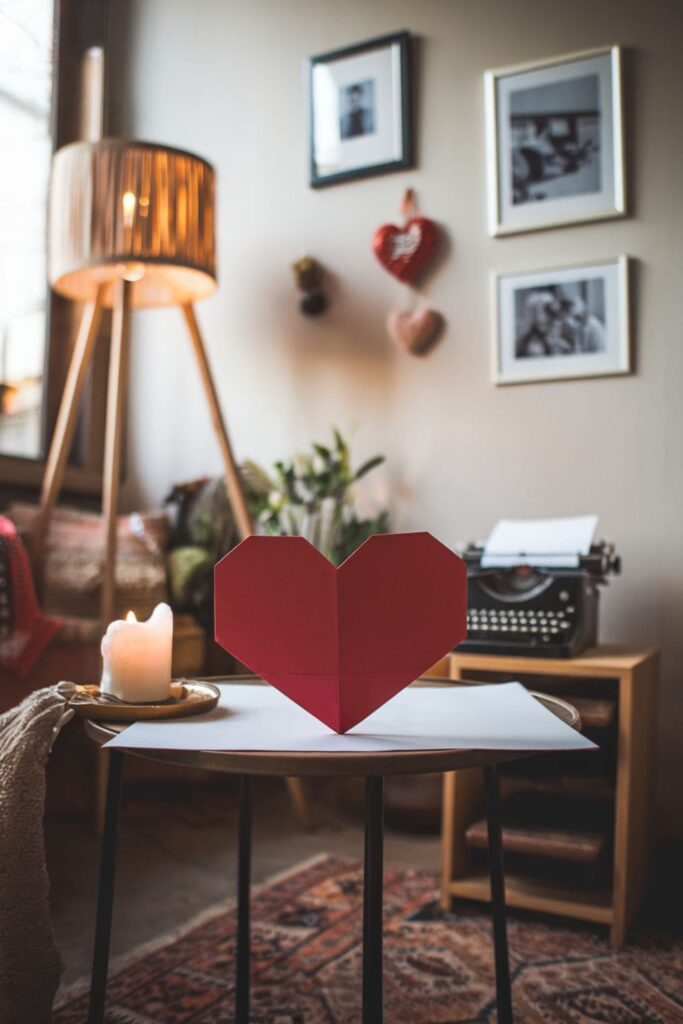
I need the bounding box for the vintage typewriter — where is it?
[458,541,621,658]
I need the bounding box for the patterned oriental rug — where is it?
[55,854,683,1023]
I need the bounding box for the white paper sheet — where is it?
[481,515,598,568]
[104,682,595,754]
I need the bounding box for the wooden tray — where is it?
[63,680,220,721]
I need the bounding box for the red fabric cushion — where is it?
[0,516,63,679]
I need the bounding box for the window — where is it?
[0,0,112,494]
[0,0,54,460]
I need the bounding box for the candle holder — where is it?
[58,680,220,721]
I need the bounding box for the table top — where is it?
[84,677,580,778]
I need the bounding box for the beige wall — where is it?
[118,0,683,834]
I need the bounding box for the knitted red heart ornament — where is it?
[372,216,439,284]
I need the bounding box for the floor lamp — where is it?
[35,138,251,622]
[35,137,311,827]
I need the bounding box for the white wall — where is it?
[118,0,683,834]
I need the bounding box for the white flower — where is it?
[294,479,313,502]
[293,453,312,477]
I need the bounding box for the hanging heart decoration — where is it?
[373,216,439,284]
[373,190,446,357]
[387,306,444,356]
[372,190,440,284]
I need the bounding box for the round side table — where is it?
[83,681,579,1024]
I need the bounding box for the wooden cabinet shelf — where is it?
[441,645,659,947]
[570,696,616,729]
[501,772,615,800]
[447,868,613,926]
[465,791,611,863]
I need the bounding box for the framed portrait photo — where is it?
[493,256,630,386]
[309,31,412,188]
[485,46,625,236]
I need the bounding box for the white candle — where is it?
[101,602,173,702]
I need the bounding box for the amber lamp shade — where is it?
[49,139,217,309]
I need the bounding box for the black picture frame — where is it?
[309,31,412,188]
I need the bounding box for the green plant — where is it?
[165,431,388,626]
[244,429,388,563]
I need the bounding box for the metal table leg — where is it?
[485,764,514,1024]
[362,775,384,1024]
[87,750,124,1024]
[235,774,252,1024]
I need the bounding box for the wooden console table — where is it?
[441,645,659,947]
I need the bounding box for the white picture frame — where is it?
[485,46,625,236]
[492,256,631,386]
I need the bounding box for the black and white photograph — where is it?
[510,74,601,205]
[339,80,375,138]
[514,278,606,359]
[309,32,411,187]
[486,47,625,235]
[494,258,630,384]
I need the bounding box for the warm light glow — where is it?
[121,190,136,225]
[125,610,137,623]
[49,140,217,306]
[117,261,145,282]
[0,384,18,415]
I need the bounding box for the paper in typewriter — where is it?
[104,682,596,754]
[481,515,598,568]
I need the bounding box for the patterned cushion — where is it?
[10,504,171,622]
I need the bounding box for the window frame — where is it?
[0,0,111,496]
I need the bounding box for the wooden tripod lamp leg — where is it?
[285,776,313,829]
[33,286,105,580]
[101,279,132,626]
[181,303,313,829]
[181,303,253,541]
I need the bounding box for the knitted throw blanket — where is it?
[0,688,72,1023]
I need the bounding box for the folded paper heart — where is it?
[215,533,467,733]
[387,307,444,356]
[372,216,439,284]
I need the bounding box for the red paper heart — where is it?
[214,533,466,733]
[372,216,439,284]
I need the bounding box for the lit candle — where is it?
[100,602,173,703]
